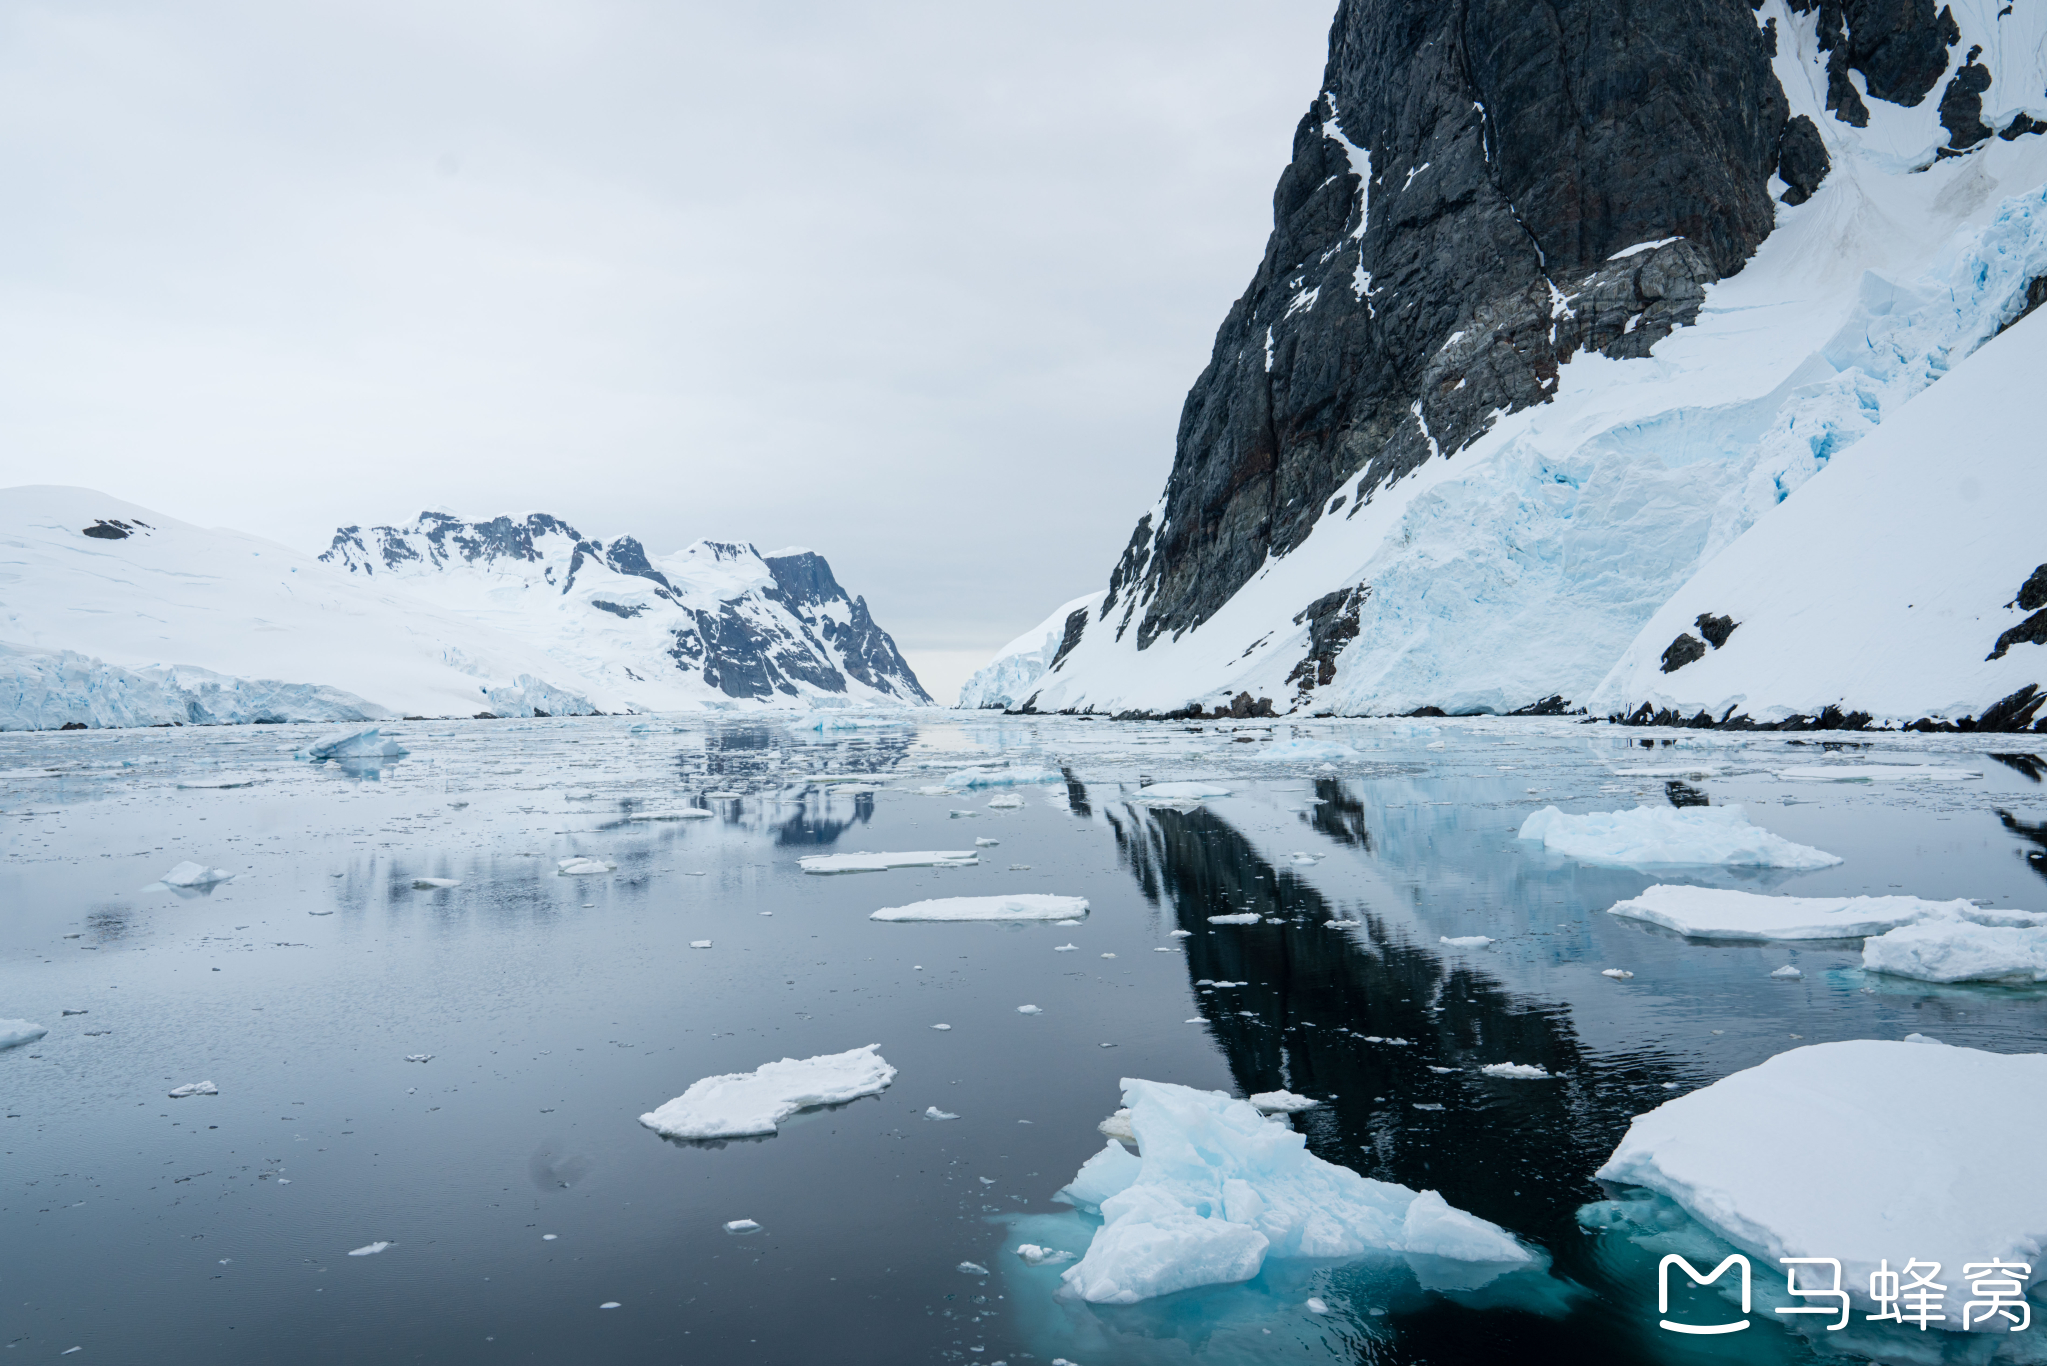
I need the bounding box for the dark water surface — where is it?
[4,716,2044,1364]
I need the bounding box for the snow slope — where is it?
[986,1,2047,719]
[0,487,602,727]
[957,593,1102,709]
[1588,308,2047,727]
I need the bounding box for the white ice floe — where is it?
[1606,885,2039,941]
[959,1261,990,1275]
[347,1241,391,1256]
[160,860,235,888]
[1594,1041,2047,1327]
[974,837,1000,847]
[1054,1079,1531,1303]
[1440,935,1494,948]
[925,1106,959,1121]
[690,940,712,949]
[637,1044,896,1140]
[411,877,461,890]
[556,857,616,876]
[1017,1243,1076,1266]
[1249,738,1358,762]
[404,1054,432,1063]
[1776,764,1981,782]
[1208,913,1263,926]
[168,1081,218,1098]
[1770,964,1803,979]
[1862,921,2047,985]
[628,809,712,821]
[723,1219,760,1234]
[1248,1090,1321,1114]
[1017,1005,1042,1015]
[299,727,409,761]
[1478,1063,1551,1080]
[175,774,260,789]
[1305,1296,1329,1314]
[1518,805,1841,869]
[930,1023,951,1031]
[987,794,1025,809]
[1,1019,49,1050]
[798,850,978,874]
[870,895,1089,923]
[947,766,1061,788]
[1134,782,1232,803]
[1054,943,1078,952]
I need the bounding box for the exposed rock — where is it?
[2017,564,2047,612]
[1660,634,1709,674]
[81,519,135,541]
[1776,115,1832,204]
[1286,587,1366,695]
[1990,611,2047,662]
[1695,613,1739,649]
[1937,48,1994,152]
[1508,694,1576,716]
[1049,609,1090,671]
[1792,0,1961,126]
[1976,683,2045,732]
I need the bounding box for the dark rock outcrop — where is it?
[1049,609,1090,671]
[1937,47,1995,151]
[1695,613,1738,649]
[1988,565,2047,660]
[1660,634,1709,674]
[1776,116,1832,204]
[1792,0,1960,127]
[1286,587,1366,695]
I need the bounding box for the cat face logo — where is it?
[1659,1254,1751,1334]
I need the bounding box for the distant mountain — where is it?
[0,488,927,730]
[320,511,929,708]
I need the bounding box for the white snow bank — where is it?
[638,1044,896,1139]
[297,726,408,761]
[1518,805,1841,869]
[870,895,1088,923]
[1595,1041,2047,1326]
[160,860,235,888]
[1248,1090,1320,1113]
[0,1019,48,1050]
[1607,885,2040,940]
[797,850,978,874]
[1055,1079,1531,1303]
[956,592,1104,710]
[1863,921,2047,984]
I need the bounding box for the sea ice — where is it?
[1305,1296,1329,1313]
[637,1044,896,1140]
[1862,920,2047,984]
[1593,1041,2047,1324]
[870,895,1089,923]
[798,851,978,874]
[974,838,1000,846]
[1770,964,1803,979]
[1134,782,1232,802]
[1016,1005,1042,1015]
[1776,764,1981,782]
[1208,913,1262,925]
[1054,943,1078,952]
[987,794,1024,809]
[1,1019,49,1050]
[160,861,235,888]
[411,877,461,890]
[1478,1063,1551,1080]
[168,1081,218,1098]
[925,1106,959,1121]
[1248,1090,1320,1113]
[1250,738,1358,762]
[298,727,408,762]
[947,766,1061,788]
[690,940,712,949]
[628,809,712,821]
[348,1241,391,1256]
[1017,1243,1075,1266]
[723,1219,760,1234]
[1605,885,2034,940]
[958,1262,990,1276]
[556,857,616,876]
[1439,935,1493,948]
[1518,805,1841,869]
[1053,1080,1531,1303]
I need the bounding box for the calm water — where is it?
[3,715,2044,1364]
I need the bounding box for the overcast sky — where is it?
[0,1,1334,702]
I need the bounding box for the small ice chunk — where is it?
[411,877,461,890]
[1425,741,1446,750]
[798,851,978,874]
[925,1106,959,1121]
[723,1219,760,1234]
[543,1233,557,1240]
[1862,920,2047,984]
[556,857,617,876]
[931,1023,952,1031]
[1208,913,1262,925]
[974,838,1000,847]
[168,1081,218,1098]
[1249,1090,1321,1113]
[1289,853,1318,865]
[987,795,1025,809]
[161,860,235,888]
[1440,935,1494,948]
[1098,1109,1136,1142]
[1904,1032,1942,1044]
[958,1261,990,1275]
[1134,782,1232,803]
[1601,968,1634,980]
[871,895,1088,923]
[1325,918,1361,928]
[405,1054,433,1063]
[1770,964,1803,979]
[1607,885,2028,940]
[1154,946,1174,952]
[1017,1243,1075,1266]
[599,1301,621,1309]
[1,1019,49,1050]
[298,727,408,761]
[1169,930,1192,938]
[690,940,712,949]
[1478,1063,1552,1080]
[1305,1296,1330,1314]
[1518,805,1841,869]
[1007,863,1033,871]
[1054,943,1078,952]
[1016,1005,1042,1015]
[347,1241,391,1256]
[637,1044,897,1139]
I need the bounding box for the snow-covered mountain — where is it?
[967,0,2047,732]
[0,487,927,729]
[320,511,929,709]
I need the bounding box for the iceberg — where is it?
[638,1044,896,1140]
[1518,805,1841,869]
[159,860,235,889]
[1054,1080,1531,1303]
[1594,1041,2047,1326]
[797,851,978,874]
[556,857,616,876]
[1862,921,2047,985]
[870,895,1088,923]
[297,726,408,761]
[0,1019,48,1050]
[1607,885,2042,941]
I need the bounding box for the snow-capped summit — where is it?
[321,510,930,708]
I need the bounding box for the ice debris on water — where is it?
[1770,964,1803,979]
[975,837,1000,846]
[690,940,712,949]
[405,1054,432,1063]
[1,1019,50,1050]
[959,1261,990,1275]
[1519,805,1841,869]
[723,1219,760,1234]
[1169,929,1192,938]
[1862,920,2047,984]
[1134,782,1232,804]
[411,877,460,890]
[1479,1063,1552,1080]
[931,1023,952,1031]
[1017,1243,1075,1266]
[987,794,1024,809]
[637,1045,896,1140]
[297,727,408,762]
[556,857,616,876]
[1305,1296,1330,1313]
[798,850,978,874]
[1053,1080,1531,1303]
[1601,968,1634,980]
[1017,1004,1042,1015]
[1208,913,1262,925]
[1098,1109,1136,1143]
[1054,943,1078,952]
[1608,885,2042,940]
[1248,1090,1321,1114]
[1440,935,1494,948]
[168,1081,218,1098]
[348,1241,391,1256]
[160,860,235,888]
[599,1301,622,1309]
[925,1107,959,1121]
[871,895,1088,923]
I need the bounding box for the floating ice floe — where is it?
[958,1261,990,1275]
[1249,738,1358,762]
[1208,913,1263,926]
[798,850,978,875]
[1591,1040,2047,1328]
[1016,1004,1042,1015]
[347,1241,391,1256]
[947,766,1061,788]
[405,1054,432,1063]
[556,857,616,876]
[159,860,235,889]
[1248,1090,1321,1113]
[1305,1296,1330,1314]
[1770,964,1803,979]
[1775,764,1981,782]
[411,877,461,890]
[723,1219,760,1234]
[1609,764,1727,778]
[1134,782,1232,804]
[637,1044,896,1140]
[1518,805,1841,869]
[1017,1243,1075,1266]
[1440,935,1494,948]
[1600,968,1634,980]
[987,794,1025,809]
[1054,943,1078,952]
[168,1081,218,1098]
[1,1019,49,1050]
[628,809,712,821]
[690,940,712,949]
[1052,1079,1532,1303]
[297,727,408,762]
[974,837,1000,847]
[703,790,746,799]
[870,895,1089,923]
[1479,1063,1552,1080]
[1606,885,2040,940]
[175,774,260,789]
[925,1106,959,1121]
[1862,920,2047,984]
